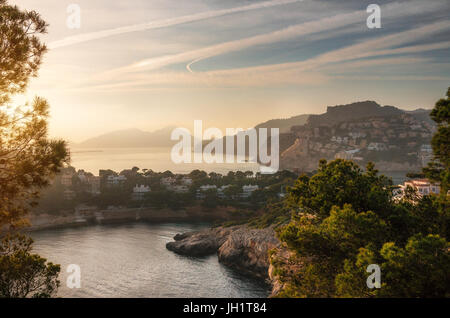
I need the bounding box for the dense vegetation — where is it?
[0,0,68,297]
[271,88,449,298]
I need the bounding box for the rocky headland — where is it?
[166,225,280,284]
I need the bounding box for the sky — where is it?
[11,0,450,142]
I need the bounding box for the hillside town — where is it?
[280,101,436,173]
[279,103,435,172]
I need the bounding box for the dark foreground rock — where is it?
[218,227,280,279]
[166,225,280,280]
[166,226,238,256]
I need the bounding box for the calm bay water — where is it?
[71,147,260,174]
[31,223,270,298]
[71,147,406,182]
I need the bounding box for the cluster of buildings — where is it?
[61,169,134,200]
[286,113,435,167]
[131,184,151,201]
[196,184,259,200]
[394,179,441,200]
[160,176,192,193]
[58,167,264,203]
[60,170,100,200]
[106,175,127,187]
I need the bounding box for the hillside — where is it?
[75,127,176,148]
[281,102,435,172]
[255,114,310,133]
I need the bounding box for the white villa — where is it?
[161,177,177,187]
[181,177,193,186]
[401,179,440,196]
[367,142,387,151]
[241,185,259,198]
[171,185,189,193]
[196,185,217,199]
[218,185,232,198]
[106,175,127,187]
[132,184,151,200]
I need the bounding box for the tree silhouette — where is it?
[0,0,69,298]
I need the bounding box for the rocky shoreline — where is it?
[166,225,280,288]
[24,205,253,232]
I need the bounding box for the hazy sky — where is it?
[12,0,450,142]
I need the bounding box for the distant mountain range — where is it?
[75,114,311,148]
[75,126,177,148]
[74,101,431,149]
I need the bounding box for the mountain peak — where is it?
[326,100,381,113]
[308,101,403,127]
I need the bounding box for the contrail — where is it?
[48,0,302,49]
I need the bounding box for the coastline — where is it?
[24,207,278,296]
[25,205,255,232]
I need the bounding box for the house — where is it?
[77,170,88,183]
[199,185,217,192]
[348,132,366,139]
[335,151,353,160]
[401,179,440,196]
[196,185,217,199]
[171,185,189,193]
[420,144,432,153]
[132,184,150,201]
[61,173,73,187]
[367,142,387,151]
[87,176,101,195]
[217,185,232,199]
[106,175,127,187]
[241,185,259,198]
[161,177,176,187]
[180,177,193,186]
[335,149,360,160]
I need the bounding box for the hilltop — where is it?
[306,101,403,127]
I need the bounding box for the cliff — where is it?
[166,225,280,281]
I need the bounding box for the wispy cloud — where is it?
[79,19,449,91]
[299,20,450,71]
[48,0,302,49]
[105,10,366,75]
[98,0,446,78]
